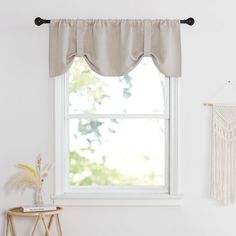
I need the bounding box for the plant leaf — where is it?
[17,163,36,176]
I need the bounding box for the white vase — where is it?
[35,187,44,206]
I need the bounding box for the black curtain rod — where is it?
[34,17,195,26]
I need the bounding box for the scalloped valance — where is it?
[49,19,181,77]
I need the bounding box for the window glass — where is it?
[69,118,165,186]
[67,57,169,188]
[69,58,166,114]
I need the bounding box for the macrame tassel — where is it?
[211,105,236,204]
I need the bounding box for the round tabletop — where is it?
[7,207,63,217]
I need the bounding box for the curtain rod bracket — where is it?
[34,17,195,26]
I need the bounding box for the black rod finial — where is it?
[187,17,195,25]
[34,17,50,26]
[185,17,195,26]
[35,17,43,26]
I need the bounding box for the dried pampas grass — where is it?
[6,171,41,193]
[5,154,52,195]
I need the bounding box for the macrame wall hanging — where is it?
[204,81,236,204]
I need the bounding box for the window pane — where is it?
[69,118,166,186]
[69,58,167,115]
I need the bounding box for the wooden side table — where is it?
[5,207,63,236]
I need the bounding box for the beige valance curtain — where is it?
[49,19,181,77]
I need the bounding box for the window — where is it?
[54,58,180,206]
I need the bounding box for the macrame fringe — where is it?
[211,105,236,204]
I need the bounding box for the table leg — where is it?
[5,214,9,236]
[41,216,51,236]
[9,216,16,236]
[44,215,54,236]
[48,215,54,229]
[56,214,63,236]
[31,216,40,236]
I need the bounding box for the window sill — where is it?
[51,193,183,206]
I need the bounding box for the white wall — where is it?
[1,0,236,235]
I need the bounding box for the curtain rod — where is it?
[34,17,195,26]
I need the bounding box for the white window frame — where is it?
[52,73,182,206]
